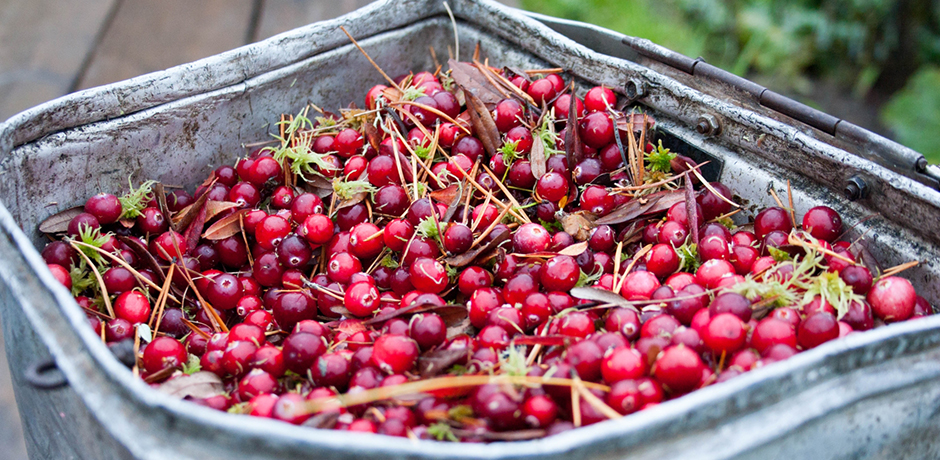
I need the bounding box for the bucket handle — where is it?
[25,357,68,389]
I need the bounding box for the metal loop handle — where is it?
[25,357,68,390]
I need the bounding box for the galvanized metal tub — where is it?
[1,0,940,458]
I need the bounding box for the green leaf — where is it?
[767,246,792,262]
[800,271,863,320]
[498,346,530,377]
[69,263,96,296]
[332,179,377,201]
[574,268,602,288]
[676,241,701,273]
[74,226,110,267]
[539,218,564,233]
[378,253,400,269]
[182,354,202,375]
[428,422,460,442]
[646,140,676,173]
[416,216,441,241]
[401,86,428,102]
[118,178,156,219]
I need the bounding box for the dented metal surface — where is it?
[0,0,939,458]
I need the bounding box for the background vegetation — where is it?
[522,0,940,162]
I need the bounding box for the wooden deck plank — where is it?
[76,0,257,91]
[254,0,375,41]
[0,0,117,120]
[255,0,518,41]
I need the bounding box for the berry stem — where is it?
[68,241,114,317]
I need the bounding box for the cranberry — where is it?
[708,292,752,322]
[605,308,641,341]
[867,276,916,322]
[114,291,151,324]
[409,258,448,293]
[327,252,362,284]
[85,193,122,224]
[754,207,792,239]
[372,334,420,374]
[282,332,327,374]
[620,271,661,300]
[142,337,186,374]
[653,344,704,394]
[273,292,317,331]
[702,313,747,354]
[797,312,839,349]
[697,182,734,220]
[535,171,569,202]
[579,111,615,149]
[750,317,797,353]
[494,99,524,132]
[409,313,446,350]
[802,206,842,242]
[526,78,557,105]
[840,265,873,295]
[558,311,595,339]
[601,347,646,383]
[512,223,551,254]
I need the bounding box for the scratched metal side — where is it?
[0,0,939,459]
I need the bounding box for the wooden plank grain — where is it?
[0,0,117,121]
[254,0,375,41]
[76,0,256,90]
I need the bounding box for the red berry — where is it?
[601,347,647,383]
[142,337,187,374]
[344,281,381,317]
[797,312,839,349]
[867,276,916,322]
[114,291,151,324]
[372,334,420,374]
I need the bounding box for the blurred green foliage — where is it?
[522,0,940,161]
[882,67,940,160]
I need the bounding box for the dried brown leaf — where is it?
[462,88,500,158]
[685,174,700,245]
[171,179,213,232]
[364,303,468,328]
[182,204,208,253]
[363,120,381,152]
[335,192,369,211]
[565,86,584,167]
[558,241,589,257]
[570,287,631,305]
[39,206,84,234]
[302,411,340,429]
[417,348,470,378]
[452,428,546,441]
[202,209,250,240]
[560,211,596,241]
[448,59,503,105]
[530,133,547,179]
[336,319,367,336]
[446,316,473,340]
[593,190,684,226]
[429,184,459,205]
[205,201,240,221]
[381,87,402,104]
[158,371,223,399]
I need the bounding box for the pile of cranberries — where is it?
[38,64,932,442]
